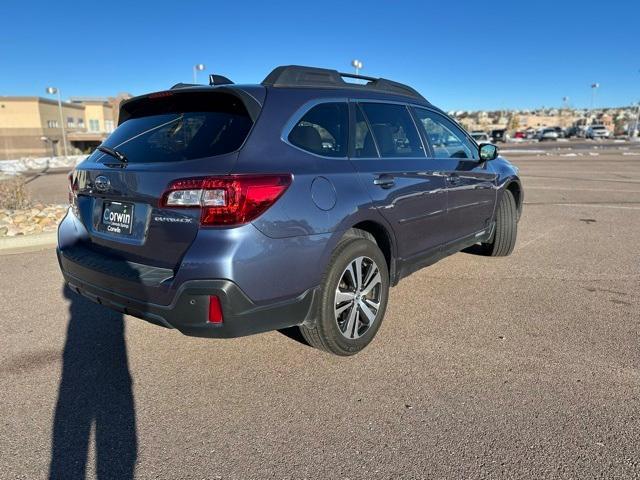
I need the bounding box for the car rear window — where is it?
[90,92,253,163]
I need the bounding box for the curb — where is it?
[0,232,57,255]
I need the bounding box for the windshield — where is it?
[89,93,252,163]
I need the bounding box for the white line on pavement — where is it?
[525,203,640,210]
[525,186,640,193]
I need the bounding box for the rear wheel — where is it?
[300,231,389,356]
[480,189,518,257]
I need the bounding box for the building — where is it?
[66,97,117,154]
[0,97,85,159]
[0,93,132,160]
[450,107,634,136]
[514,110,577,130]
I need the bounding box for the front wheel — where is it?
[300,231,389,356]
[480,189,518,257]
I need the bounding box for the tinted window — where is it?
[414,108,477,160]
[90,93,252,163]
[359,103,424,158]
[288,102,348,157]
[353,104,378,157]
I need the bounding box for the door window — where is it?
[359,103,424,158]
[288,102,348,157]
[414,108,477,160]
[353,104,378,158]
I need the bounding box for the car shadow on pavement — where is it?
[278,326,310,346]
[49,285,137,479]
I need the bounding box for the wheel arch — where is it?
[349,220,399,286]
[503,179,523,220]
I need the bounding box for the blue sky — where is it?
[1,0,638,111]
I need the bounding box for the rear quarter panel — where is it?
[235,87,400,290]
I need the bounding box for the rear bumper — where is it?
[57,247,318,338]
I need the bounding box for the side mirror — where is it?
[479,143,499,161]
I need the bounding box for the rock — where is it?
[0,202,68,237]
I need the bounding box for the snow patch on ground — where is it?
[0,155,86,174]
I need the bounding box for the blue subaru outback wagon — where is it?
[57,65,523,355]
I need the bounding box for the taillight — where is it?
[161,174,292,226]
[68,170,79,214]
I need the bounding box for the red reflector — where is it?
[208,295,223,324]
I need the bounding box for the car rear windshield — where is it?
[90,92,253,163]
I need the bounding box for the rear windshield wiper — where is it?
[97,145,128,164]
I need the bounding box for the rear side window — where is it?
[359,103,424,158]
[90,92,252,163]
[414,108,477,160]
[288,102,348,157]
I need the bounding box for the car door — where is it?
[349,101,449,262]
[412,107,497,245]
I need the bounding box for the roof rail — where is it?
[261,65,425,101]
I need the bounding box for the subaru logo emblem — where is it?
[94,176,110,192]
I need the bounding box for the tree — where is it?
[507,115,519,132]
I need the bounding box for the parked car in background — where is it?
[587,125,610,139]
[513,131,526,139]
[536,128,559,141]
[57,65,522,356]
[565,126,579,138]
[470,131,491,143]
[491,128,508,142]
[553,127,566,138]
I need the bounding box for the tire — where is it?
[480,189,518,257]
[299,230,390,356]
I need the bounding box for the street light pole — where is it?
[635,70,640,138]
[351,59,363,75]
[590,83,599,112]
[45,87,68,158]
[193,63,206,83]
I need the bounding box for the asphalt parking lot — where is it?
[1,142,639,479]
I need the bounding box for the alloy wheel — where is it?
[334,256,382,339]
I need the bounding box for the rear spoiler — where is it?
[118,86,263,125]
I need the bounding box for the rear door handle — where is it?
[373,174,395,188]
